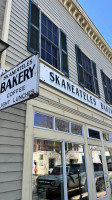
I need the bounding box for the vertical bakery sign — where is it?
[0,55,39,110]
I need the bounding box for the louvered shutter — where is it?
[60,30,69,77]
[75,45,84,87]
[28,0,39,53]
[101,70,109,103]
[92,61,100,96]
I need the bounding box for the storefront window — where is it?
[55,118,69,133]
[105,147,112,195]
[91,149,106,198]
[88,128,100,139]
[103,132,112,142]
[34,112,53,129]
[71,123,82,136]
[65,143,89,200]
[32,139,64,200]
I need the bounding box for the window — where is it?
[49,158,55,169]
[34,112,84,138]
[32,139,89,200]
[28,0,69,76]
[39,154,43,160]
[88,128,101,140]
[101,70,112,105]
[103,132,112,142]
[91,149,106,198]
[75,45,100,96]
[71,122,82,136]
[55,118,69,133]
[34,112,53,129]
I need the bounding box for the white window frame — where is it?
[32,136,89,200]
[87,126,101,140]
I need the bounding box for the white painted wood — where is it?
[0,180,22,193]
[0,190,21,200]
[0,172,22,183]
[0,103,26,199]
[0,163,23,173]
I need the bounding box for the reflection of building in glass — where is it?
[33,140,62,175]
[33,140,84,175]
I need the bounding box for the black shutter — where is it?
[28,0,39,53]
[60,30,69,77]
[75,45,84,87]
[91,61,100,96]
[101,70,109,103]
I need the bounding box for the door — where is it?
[89,146,107,199]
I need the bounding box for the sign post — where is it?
[0,54,39,110]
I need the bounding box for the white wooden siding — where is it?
[0,103,26,200]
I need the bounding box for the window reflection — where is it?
[65,143,89,200]
[32,139,64,200]
[34,112,53,129]
[91,149,106,198]
[105,147,112,196]
[103,132,112,142]
[71,123,82,136]
[55,118,69,133]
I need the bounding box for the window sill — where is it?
[39,58,65,77]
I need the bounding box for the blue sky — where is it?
[77,0,112,48]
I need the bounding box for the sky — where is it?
[76,0,112,48]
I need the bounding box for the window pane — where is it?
[53,24,58,36]
[34,112,53,129]
[41,13,47,26]
[48,30,52,41]
[32,139,64,199]
[48,19,52,31]
[65,143,89,200]
[52,46,57,58]
[46,52,52,64]
[109,134,112,141]
[41,38,45,49]
[55,118,69,132]
[41,48,45,60]
[103,132,109,141]
[46,42,51,54]
[53,34,58,46]
[91,149,106,198]
[41,24,47,36]
[88,129,100,139]
[53,58,57,68]
[105,147,112,196]
[71,123,82,135]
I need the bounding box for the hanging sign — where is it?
[0,55,39,110]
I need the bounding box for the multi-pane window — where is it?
[28,0,69,76]
[75,45,100,96]
[34,112,83,136]
[101,70,112,105]
[41,13,59,68]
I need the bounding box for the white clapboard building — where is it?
[0,0,112,200]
